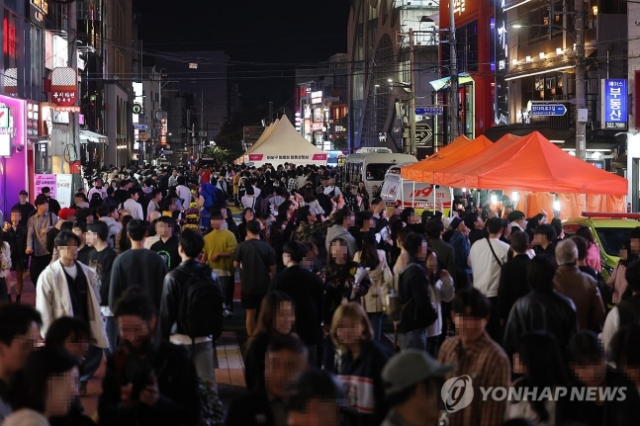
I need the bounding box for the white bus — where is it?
[343,151,418,193]
[380,164,453,214]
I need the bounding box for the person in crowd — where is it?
[41,186,61,216]
[243,291,296,391]
[608,240,630,304]
[226,335,308,426]
[497,231,532,326]
[203,211,238,318]
[285,369,345,426]
[381,349,453,426]
[233,219,277,336]
[109,219,168,311]
[575,225,602,272]
[331,302,390,426]
[354,232,392,341]
[122,188,144,221]
[176,176,192,207]
[326,207,358,257]
[158,229,224,419]
[503,256,577,363]
[323,238,371,371]
[533,224,557,260]
[608,323,640,395]
[72,221,93,265]
[150,216,180,271]
[26,195,58,287]
[88,177,108,201]
[221,207,240,242]
[241,184,257,210]
[424,250,455,357]
[85,220,118,355]
[271,241,324,366]
[98,286,201,426]
[3,346,79,426]
[292,205,324,245]
[96,205,122,250]
[468,217,510,344]
[557,331,640,426]
[0,229,11,302]
[4,207,28,302]
[438,287,510,426]
[508,210,527,233]
[464,212,487,246]
[73,193,90,210]
[573,235,612,311]
[146,189,163,221]
[0,303,42,423]
[504,332,568,426]
[44,317,97,426]
[11,190,34,226]
[553,239,605,332]
[602,259,640,353]
[35,230,108,393]
[426,218,456,282]
[115,214,133,254]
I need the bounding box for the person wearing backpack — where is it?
[603,259,640,354]
[159,229,224,387]
[396,233,438,351]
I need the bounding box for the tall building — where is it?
[346,0,440,155]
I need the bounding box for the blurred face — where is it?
[330,241,348,263]
[344,214,355,228]
[452,312,487,344]
[58,240,79,262]
[210,218,224,230]
[63,335,89,361]
[47,367,79,417]
[408,212,419,225]
[632,238,640,254]
[85,230,98,247]
[10,211,20,225]
[0,321,40,373]
[417,241,428,261]
[37,202,49,214]
[19,194,28,204]
[620,248,628,260]
[265,349,307,399]
[474,216,484,230]
[307,212,317,224]
[571,360,607,387]
[336,316,363,345]
[117,315,154,351]
[372,185,379,193]
[156,222,172,238]
[244,210,254,222]
[274,301,295,335]
[426,252,438,274]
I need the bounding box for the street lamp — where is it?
[510,21,586,160]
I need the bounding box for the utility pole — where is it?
[269,101,274,124]
[574,0,587,160]
[201,90,204,156]
[409,29,417,155]
[449,0,459,142]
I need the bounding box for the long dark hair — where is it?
[118,215,133,252]
[328,238,353,265]
[248,291,294,346]
[516,332,568,422]
[241,207,254,226]
[358,233,380,270]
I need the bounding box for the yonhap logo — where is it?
[441,375,474,413]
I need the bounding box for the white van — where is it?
[343,152,418,193]
[380,164,453,214]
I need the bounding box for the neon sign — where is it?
[3,15,16,58]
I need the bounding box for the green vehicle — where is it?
[562,214,640,280]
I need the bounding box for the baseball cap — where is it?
[19,190,28,196]
[382,350,454,396]
[286,369,346,411]
[449,217,463,230]
[58,208,76,221]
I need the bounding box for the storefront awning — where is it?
[429,73,474,91]
[79,130,109,145]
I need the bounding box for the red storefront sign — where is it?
[50,67,78,107]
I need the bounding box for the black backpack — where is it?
[179,269,224,344]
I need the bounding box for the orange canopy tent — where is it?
[401,135,489,182]
[431,131,628,195]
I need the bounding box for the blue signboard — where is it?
[602,79,627,129]
[415,106,444,115]
[530,104,567,116]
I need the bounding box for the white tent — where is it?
[242,116,327,167]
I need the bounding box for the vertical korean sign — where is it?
[601,79,627,129]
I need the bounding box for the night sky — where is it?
[133,0,350,112]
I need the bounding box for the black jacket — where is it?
[225,388,276,426]
[243,332,271,392]
[4,223,27,264]
[323,262,371,326]
[427,238,456,279]
[397,259,437,333]
[270,265,324,347]
[557,367,640,426]
[503,289,577,359]
[497,254,532,323]
[159,259,223,340]
[98,340,201,426]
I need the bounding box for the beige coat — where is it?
[354,249,392,313]
[36,260,109,348]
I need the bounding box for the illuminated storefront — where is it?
[0,94,27,209]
